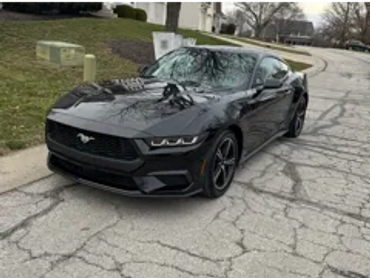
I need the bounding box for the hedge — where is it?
[135,8,147,22]
[114,5,136,19]
[113,5,147,22]
[2,2,102,14]
[220,23,237,35]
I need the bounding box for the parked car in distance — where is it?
[344,40,370,52]
[45,46,309,198]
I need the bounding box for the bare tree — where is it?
[234,2,304,38]
[351,2,370,44]
[165,2,181,33]
[366,3,370,43]
[321,2,370,46]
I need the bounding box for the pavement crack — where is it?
[315,104,338,123]
[265,151,370,184]
[282,162,308,199]
[36,219,121,277]
[234,180,370,225]
[327,265,369,278]
[121,261,222,278]
[136,239,224,263]
[0,193,63,241]
[306,91,350,135]
[0,174,55,197]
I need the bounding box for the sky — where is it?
[222,2,331,27]
[300,2,330,25]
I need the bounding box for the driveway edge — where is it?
[0,145,53,193]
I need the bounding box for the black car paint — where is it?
[45,46,308,197]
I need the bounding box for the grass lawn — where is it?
[0,18,311,155]
[223,35,312,57]
[285,59,312,71]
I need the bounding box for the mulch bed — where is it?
[110,39,155,66]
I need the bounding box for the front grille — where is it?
[50,154,138,190]
[47,120,139,160]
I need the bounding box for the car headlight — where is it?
[147,134,206,147]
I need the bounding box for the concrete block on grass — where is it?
[36,41,85,67]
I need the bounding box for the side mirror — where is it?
[263,78,283,89]
[253,78,282,98]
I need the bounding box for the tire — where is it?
[202,130,239,198]
[285,96,307,138]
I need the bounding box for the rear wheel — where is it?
[285,96,307,138]
[202,130,238,198]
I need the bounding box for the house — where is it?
[262,19,315,45]
[109,2,222,33]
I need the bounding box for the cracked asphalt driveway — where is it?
[1,48,370,278]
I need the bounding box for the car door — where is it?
[270,59,295,130]
[248,57,291,146]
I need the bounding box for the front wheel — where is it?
[202,130,238,198]
[285,96,307,138]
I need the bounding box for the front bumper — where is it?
[46,136,211,197]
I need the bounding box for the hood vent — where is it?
[99,78,145,94]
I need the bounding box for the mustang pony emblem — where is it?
[77,133,95,144]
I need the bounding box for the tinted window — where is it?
[143,47,257,89]
[273,60,290,80]
[254,57,289,85]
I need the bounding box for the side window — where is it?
[272,60,290,80]
[254,57,289,85]
[254,57,280,85]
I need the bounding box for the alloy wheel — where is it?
[295,97,307,134]
[212,137,237,190]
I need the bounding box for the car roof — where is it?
[188,45,283,60]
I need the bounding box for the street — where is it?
[1,48,370,278]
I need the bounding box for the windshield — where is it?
[143,47,257,89]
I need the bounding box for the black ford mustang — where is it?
[45,46,308,198]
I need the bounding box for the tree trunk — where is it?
[165,2,181,33]
[254,26,263,38]
[364,3,370,44]
[339,2,351,46]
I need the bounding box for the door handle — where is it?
[284,89,293,97]
[259,92,277,102]
[278,89,291,97]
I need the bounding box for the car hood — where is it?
[48,78,221,137]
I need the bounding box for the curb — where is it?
[302,55,327,77]
[0,144,51,194]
